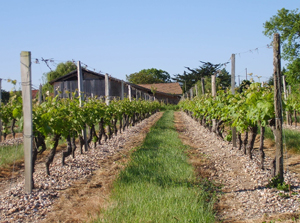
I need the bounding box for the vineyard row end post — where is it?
[0,78,2,142]
[231,53,237,147]
[20,51,33,193]
[273,33,284,182]
[77,61,88,152]
[282,75,289,124]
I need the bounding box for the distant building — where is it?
[49,68,182,104]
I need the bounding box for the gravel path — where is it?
[0,113,161,223]
[179,112,300,222]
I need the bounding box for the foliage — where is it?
[266,175,289,191]
[238,80,252,93]
[217,68,231,90]
[285,58,300,85]
[263,8,300,87]
[172,61,228,93]
[1,90,10,104]
[179,83,274,133]
[263,8,300,62]
[126,68,171,84]
[42,61,77,94]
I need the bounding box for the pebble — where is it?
[181,112,300,222]
[0,113,161,222]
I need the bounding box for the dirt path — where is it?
[42,112,163,223]
[0,112,163,223]
[2,111,300,222]
[174,111,300,223]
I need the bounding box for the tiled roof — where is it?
[138,83,182,95]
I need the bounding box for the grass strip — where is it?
[97,110,216,223]
[264,127,300,153]
[0,144,24,167]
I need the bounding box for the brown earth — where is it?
[1,112,300,222]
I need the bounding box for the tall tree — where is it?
[43,61,77,94]
[217,68,231,90]
[263,8,300,86]
[172,61,225,93]
[263,8,300,62]
[126,68,171,84]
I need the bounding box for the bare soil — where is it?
[1,111,300,222]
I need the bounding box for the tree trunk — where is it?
[216,120,224,139]
[259,126,265,169]
[45,134,61,175]
[78,135,84,154]
[62,135,72,166]
[243,131,248,155]
[113,118,118,136]
[11,119,16,139]
[119,116,123,133]
[71,134,76,158]
[246,125,258,159]
[294,110,297,127]
[238,132,242,150]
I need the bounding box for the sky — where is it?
[0,0,299,91]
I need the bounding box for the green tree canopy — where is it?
[263,8,300,62]
[263,8,300,86]
[172,61,226,93]
[43,61,77,94]
[126,68,171,84]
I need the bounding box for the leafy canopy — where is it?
[126,68,171,84]
[263,8,300,62]
[263,8,300,86]
[42,61,77,94]
[172,61,229,93]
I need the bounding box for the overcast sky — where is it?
[0,0,299,91]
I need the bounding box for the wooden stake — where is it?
[77,61,88,152]
[282,75,289,125]
[273,33,284,181]
[211,74,216,97]
[231,54,237,147]
[105,73,110,105]
[201,78,205,95]
[20,51,33,193]
[128,85,132,101]
[0,78,2,142]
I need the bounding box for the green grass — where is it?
[96,110,216,223]
[264,127,300,153]
[0,144,24,167]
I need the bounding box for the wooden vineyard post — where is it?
[105,73,110,105]
[0,78,2,142]
[201,78,205,95]
[211,74,216,97]
[128,84,132,101]
[282,75,289,125]
[273,33,284,181]
[20,51,33,193]
[211,74,217,132]
[195,84,198,97]
[77,61,88,152]
[231,54,237,147]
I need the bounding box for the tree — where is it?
[43,61,77,94]
[285,58,300,85]
[172,61,226,93]
[1,90,10,104]
[263,8,300,62]
[217,68,231,90]
[126,68,171,84]
[238,80,252,93]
